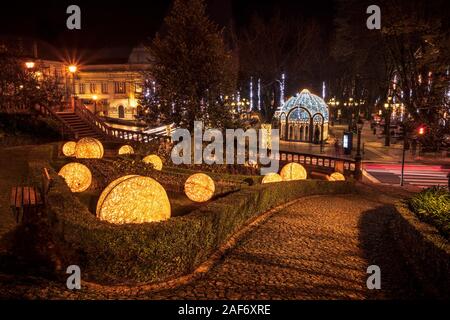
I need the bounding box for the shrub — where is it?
[408,186,450,239]
[29,161,354,284]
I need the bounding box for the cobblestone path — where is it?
[0,191,423,299]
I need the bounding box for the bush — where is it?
[407,187,450,239]
[29,161,354,284]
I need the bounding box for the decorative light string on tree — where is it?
[96,175,171,224]
[280,163,308,181]
[58,162,92,193]
[62,141,77,157]
[142,154,163,171]
[75,138,104,159]
[184,173,215,203]
[118,145,134,155]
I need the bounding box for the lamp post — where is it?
[92,95,98,114]
[68,65,77,110]
[384,96,393,147]
[354,118,364,180]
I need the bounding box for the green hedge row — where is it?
[29,161,354,284]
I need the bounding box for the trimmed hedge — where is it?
[29,161,354,284]
[392,202,450,298]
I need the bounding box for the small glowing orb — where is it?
[58,162,92,193]
[280,163,307,181]
[118,145,134,155]
[329,172,346,181]
[184,173,215,203]
[97,175,171,224]
[262,173,283,184]
[142,154,163,170]
[75,138,104,159]
[62,141,77,157]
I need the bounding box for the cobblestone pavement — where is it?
[0,191,424,299]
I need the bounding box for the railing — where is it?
[277,150,357,173]
[74,104,169,144]
[35,104,78,140]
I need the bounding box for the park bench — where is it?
[10,168,52,224]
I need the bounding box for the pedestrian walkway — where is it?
[0,191,425,299]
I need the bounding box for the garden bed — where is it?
[28,160,355,285]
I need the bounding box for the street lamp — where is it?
[68,65,77,110]
[384,96,393,146]
[25,61,35,69]
[355,118,364,180]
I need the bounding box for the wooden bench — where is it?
[9,168,52,224]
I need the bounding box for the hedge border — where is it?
[392,202,450,298]
[29,160,355,285]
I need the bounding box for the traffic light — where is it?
[418,126,426,135]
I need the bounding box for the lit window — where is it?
[114,82,126,94]
[90,83,97,94]
[101,83,108,94]
[79,83,85,94]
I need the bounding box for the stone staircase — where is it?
[56,112,103,140]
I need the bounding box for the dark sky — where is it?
[0,0,335,49]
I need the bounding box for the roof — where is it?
[276,89,329,122]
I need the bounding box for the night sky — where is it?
[0,0,335,49]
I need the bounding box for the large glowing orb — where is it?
[280,163,307,181]
[118,145,134,155]
[329,172,346,181]
[58,162,92,193]
[96,175,171,224]
[262,173,283,184]
[184,173,215,203]
[62,141,77,157]
[142,154,163,171]
[75,138,104,159]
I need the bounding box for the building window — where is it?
[101,82,108,94]
[90,83,97,94]
[135,83,142,93]
[79,83,85,94]
[114,82,126,94]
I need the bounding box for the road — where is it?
[364,163,450,189]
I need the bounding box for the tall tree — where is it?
[140,0,237,129]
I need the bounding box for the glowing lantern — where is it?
[184,173,215,203]
[280,163,307,181]
[58,162,92,193]
[62,141,77,157]
[329,172,346,181]
[118,145,134,155]
[75,138,104,159]
[262,173,283,184]
[97,175,171,224]
[143,154,163,171]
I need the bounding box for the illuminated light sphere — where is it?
[118,145,134,155]
[58,162,92,193]
[96,175,171,224]
[329,172,346,181]
[62,141,77,157]
[75,138,104,159]
[280,163,308,181]
[143,154,163,171]
[184,173,215,203]
[262,173,283,184]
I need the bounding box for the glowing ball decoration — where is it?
[96,175,171,224]
[329,172,346,181]
[280,163,307,181]
[262,173,283,184]
[62,141,77,157]
[75,138,104,159]
[118,145,134,155]
[184,173,215,203]
[143,154,163,171]
[58,162,92,193]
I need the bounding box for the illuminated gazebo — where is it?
[274,89,329,143]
